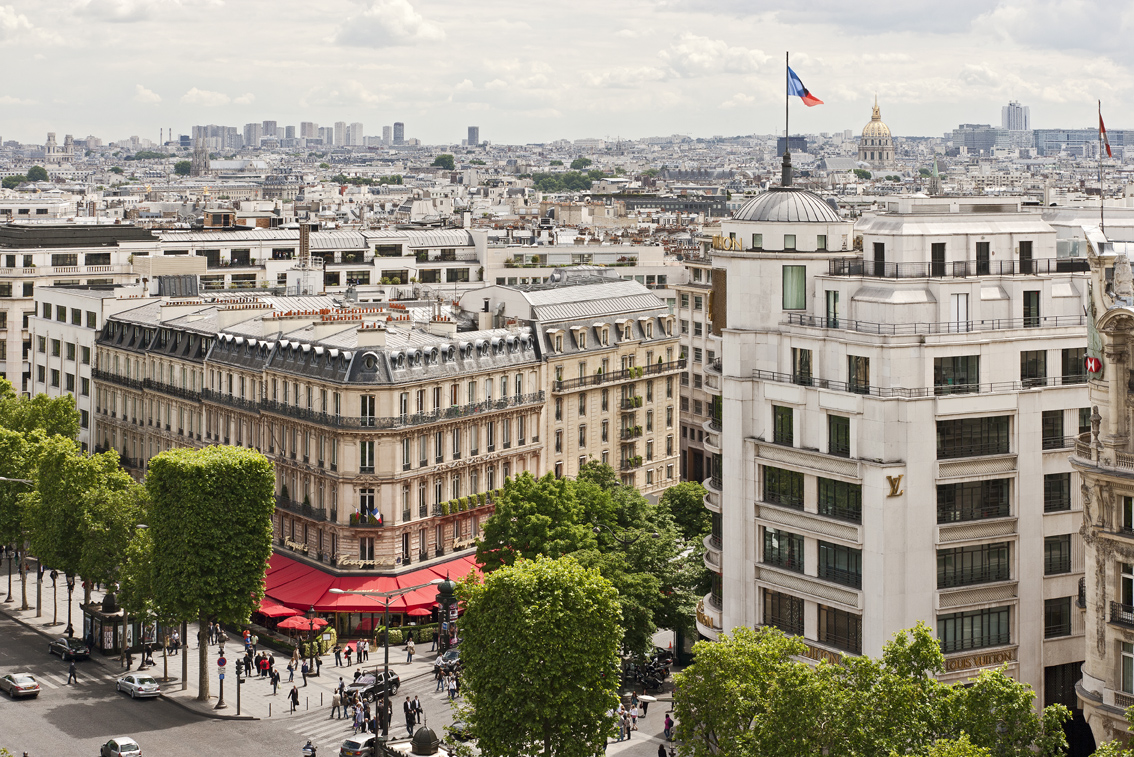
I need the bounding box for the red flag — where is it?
[1100,104,1113,158]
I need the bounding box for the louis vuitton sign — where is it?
[944,647,1015,673]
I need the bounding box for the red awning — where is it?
[258,597,302,618]
[264,552,480,614]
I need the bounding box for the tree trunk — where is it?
[196,613,208,700]
[121,612,129,668]
[181,620,188,692]
[19,555,28,610]
[163,628,169,681]
[544,721,553,757]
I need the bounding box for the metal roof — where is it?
[734,187,842,223]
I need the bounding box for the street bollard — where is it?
[321,692,324,706]
[269,702,271,718]
[306,697,309,710]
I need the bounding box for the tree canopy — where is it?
[431,154,456,170]
[2,175,25,189]
[457,556,622,757]
[570,157,593,170]
[147,445,275,700]
[26,165,48,182]
[173,160,192,176]
[0,379,79,439]
[853,168,873,180]
[477,466,700,655]
[674,623,1069,757]
[529,170,605,193]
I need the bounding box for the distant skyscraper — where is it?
[300,122,317,139]
[382,125,392,144]
[393,122,404,145]
[285,125,296,140]
[319,126,333,144]
[243,122,262,147]
[468,126,480,146]
[1002,100,1030,131]
[334,121,347,146]
[262,120,277,138]
[350,122,364,146]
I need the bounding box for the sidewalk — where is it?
[0,559,443,721]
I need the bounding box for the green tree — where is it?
[660,481,709,542]
[22,439,132,604]
[458,556,622,757]
[570,157,592,170]
[476,472,592,568]
[469,159,485,165]
[853,168,872,180]
[432,154,456,170]
[549,160,563,166]
[174,160,192,176]
[674,623,1069,757]
[915,734,993,757]
[319,162,330,169]
[641,168,660,178]
[77,481,148,594]
[109,167,124,175]
[26,166,48,182]
[147,446,275,700]
[0,379,79,439]
[2,175,25,189]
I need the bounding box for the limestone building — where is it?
[701,156,1091,719]
[858,99,895,169]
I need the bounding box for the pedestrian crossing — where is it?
[23,667,124,690]
[282,688,455,752]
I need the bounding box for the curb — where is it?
[1,603,258,721]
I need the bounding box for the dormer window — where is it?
[555,335,563,352]
[646,323,653,338]
[624,326,632,340]
[578,332,587,349]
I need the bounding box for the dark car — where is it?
[48,637,89,660]
[346,670,400,701]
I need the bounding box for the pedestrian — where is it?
[333,644,342,667]
[286,661,294,682]
[412,695,422,724]
[657,744,667,757]
[271,669,280,695]
[289,685,300,713]
[268,652,275,672]
[405,637,415,663]
[338,677,345,697]
[624,713,633,739]
[344,644,352,667]
[170,630,180,655]
[447,675,457,701]
[67,660,77,685]
[301,659,309,686]
[641,696,650,716]
[353,668,362,682]
[431,628,438,652]
[435,664,444,692]
[353,706,364,735]
[664,713,674,741]
[331,690,341,719]
[360,639,368,662]
[259,654,269,678]
[404,696,415,736]
[630,703,638,731]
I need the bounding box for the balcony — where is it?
[938,564,1010,589]
[621,456,644,471]
[939,633,1012,654]
[696,595,722,640]
[620,426,643,440]
[91,368,144,391]
[144,378,200,401]
[786,311,1088,337]
[703,488,721,514]
[202,388,260,413]
[1110,601,1134,628]
[348,512,384,528]
[828,257,1089,279]
[260,391,545,430]
[275,496,327,522]
[620,396,644,411]
[818,566,863,589]
[553,359,686,392]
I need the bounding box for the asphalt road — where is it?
[0,614,459,757]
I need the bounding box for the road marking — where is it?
[34,674,60,688]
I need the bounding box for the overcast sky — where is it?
[1,0,1130,146]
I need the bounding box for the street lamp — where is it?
[50,570,59,626]
[215,638,228,710]
[65,574,75,638]
[331,578,443,740]
[305,604,317,670]
[592,523,660,546]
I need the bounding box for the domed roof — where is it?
[733,187,842,223]
[862,99,891,140]
[411,726,440,755]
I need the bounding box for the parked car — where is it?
[116,674,160,699]
[100,737,142,757]
[346,670,400,701]
[339,733,376,757]
[0,673,40,698]
[433,649,461,673]
[48,637,90,660]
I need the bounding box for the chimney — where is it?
[427,316,457,338]
[355,322,387,348]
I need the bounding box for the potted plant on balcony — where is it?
[350,512,360,525]
[281,484,289,502]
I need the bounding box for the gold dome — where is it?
[861,98,891,140]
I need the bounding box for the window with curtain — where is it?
[782,265,806,310]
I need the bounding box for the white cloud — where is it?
[233,92,255,104]
[133,84,161,103]
[0,5,31,39]
[584,66,668,89]
[335,0,445,47]
[720,92,755,109]
[180,87,230,106]
[0,94,33,105]
[661,33,769,77]
[72,0,224,23]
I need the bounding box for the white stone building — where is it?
[701,161,1091,719]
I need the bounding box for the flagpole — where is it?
[785,51,789,154]
[1099,100,1105,234]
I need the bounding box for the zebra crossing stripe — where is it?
[34,674,60,688]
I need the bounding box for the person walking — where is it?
[664,713,674,741]
[286,660,294,682]
[435,664,444,692]
[405,637,415,663]
[447,674,457,701]
[657,744,667,757]
[331,690,341,719]
[333,644,342,667]
[353,706,364,735]
[344,644,352,667]
[66,660,77,685]
[271,668,280,695]
[289,685,300,714]
[430,628,438,652]
[412,695,422,725]
[301,659,309,687]
[404,696,415,737]
[360,639,368,662]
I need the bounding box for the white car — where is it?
[116,674,160,699]
[100,737,142,757]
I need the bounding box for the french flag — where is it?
[788,67,824,107]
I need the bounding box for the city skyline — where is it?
[0,0,1130,145]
